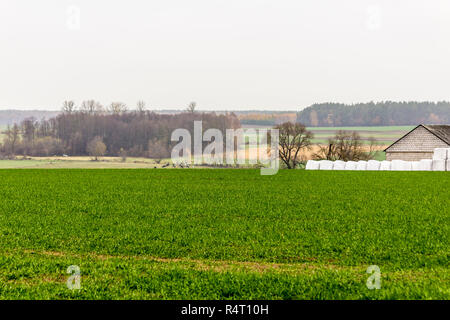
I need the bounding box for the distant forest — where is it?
[238,112,297,126]
[297,102,450,127]
[0,110,59,126]
[0,101,240,158]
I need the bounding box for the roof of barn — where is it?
[384,124,450,152]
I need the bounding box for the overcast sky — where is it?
[1,0,450,111]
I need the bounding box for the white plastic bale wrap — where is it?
[319,160,334,170]
[403,161,412,171]
[391,160,406,171]
[344,161,358,170]
[367,160,381,171]
[420,159,433,171]
[305,160,320,170]
[432,159,446,171]
[356,161,367,170]
[379,161,391,171]
[411,161,422,171]
[333,160,346,170]
[432,148,448,160]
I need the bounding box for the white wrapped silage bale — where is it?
[432,159,446,171]
[319,160,334,170]
[433,148,448,160]
[356,161,367,170]
[379,161,391,171]
[344,161,358,170]
[420,159,433,171]
[367,160,381,171]
[305,160,320,170]
[403,161,413,171]
[333,160,346,170]
[411,161,422,171]
[391,160,406,171]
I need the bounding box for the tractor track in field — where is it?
[9,248,350,274]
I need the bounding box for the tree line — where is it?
[297,101,450,127]
[0,101,240,160]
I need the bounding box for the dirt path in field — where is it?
[18,249,351,274]
[3,249,439,286]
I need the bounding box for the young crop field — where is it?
[0,169,448,299]
[307,126,414,145]
[241,125,414,146]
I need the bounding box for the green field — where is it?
[307,126,415,132]
[0,159,164,169]
[307,126,414,145]
[241,125,414,146]
[0,170,448,299]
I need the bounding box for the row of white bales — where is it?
[306,148,450,171]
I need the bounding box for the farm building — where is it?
[384,125,450,161]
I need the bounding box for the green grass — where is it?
[243,125,414,146]
[307,126,415,132]
[0,170,448,299]
[307,126,414,146]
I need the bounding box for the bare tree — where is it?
[313,131,379,161]
[81,100,103,114]
[275,122,313,169]
[136,100,146,114]
[87,136,107,160]
[148,139,170,164]
[62,100,76,114]
[119,148,127,162]
[4,124,21,155]
[186,102,197,113]
[21,117,37,143]
[108,102,128,115]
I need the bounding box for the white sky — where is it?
[1,0,450,111]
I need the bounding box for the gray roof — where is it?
[384,124,450,152]
[422,125,450,145]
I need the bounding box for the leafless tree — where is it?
[186,102,197,113]
[21,118,37,143]
[148,139,170,164]
[275,122,313,169]
[108,102,128,115]
[136,100,146,114]
[4,124,21,155]
[62,100,76,114]
[119,148,127,162]
[313,131,379,161]
[81,100,103,114]
[87,136,107,160]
